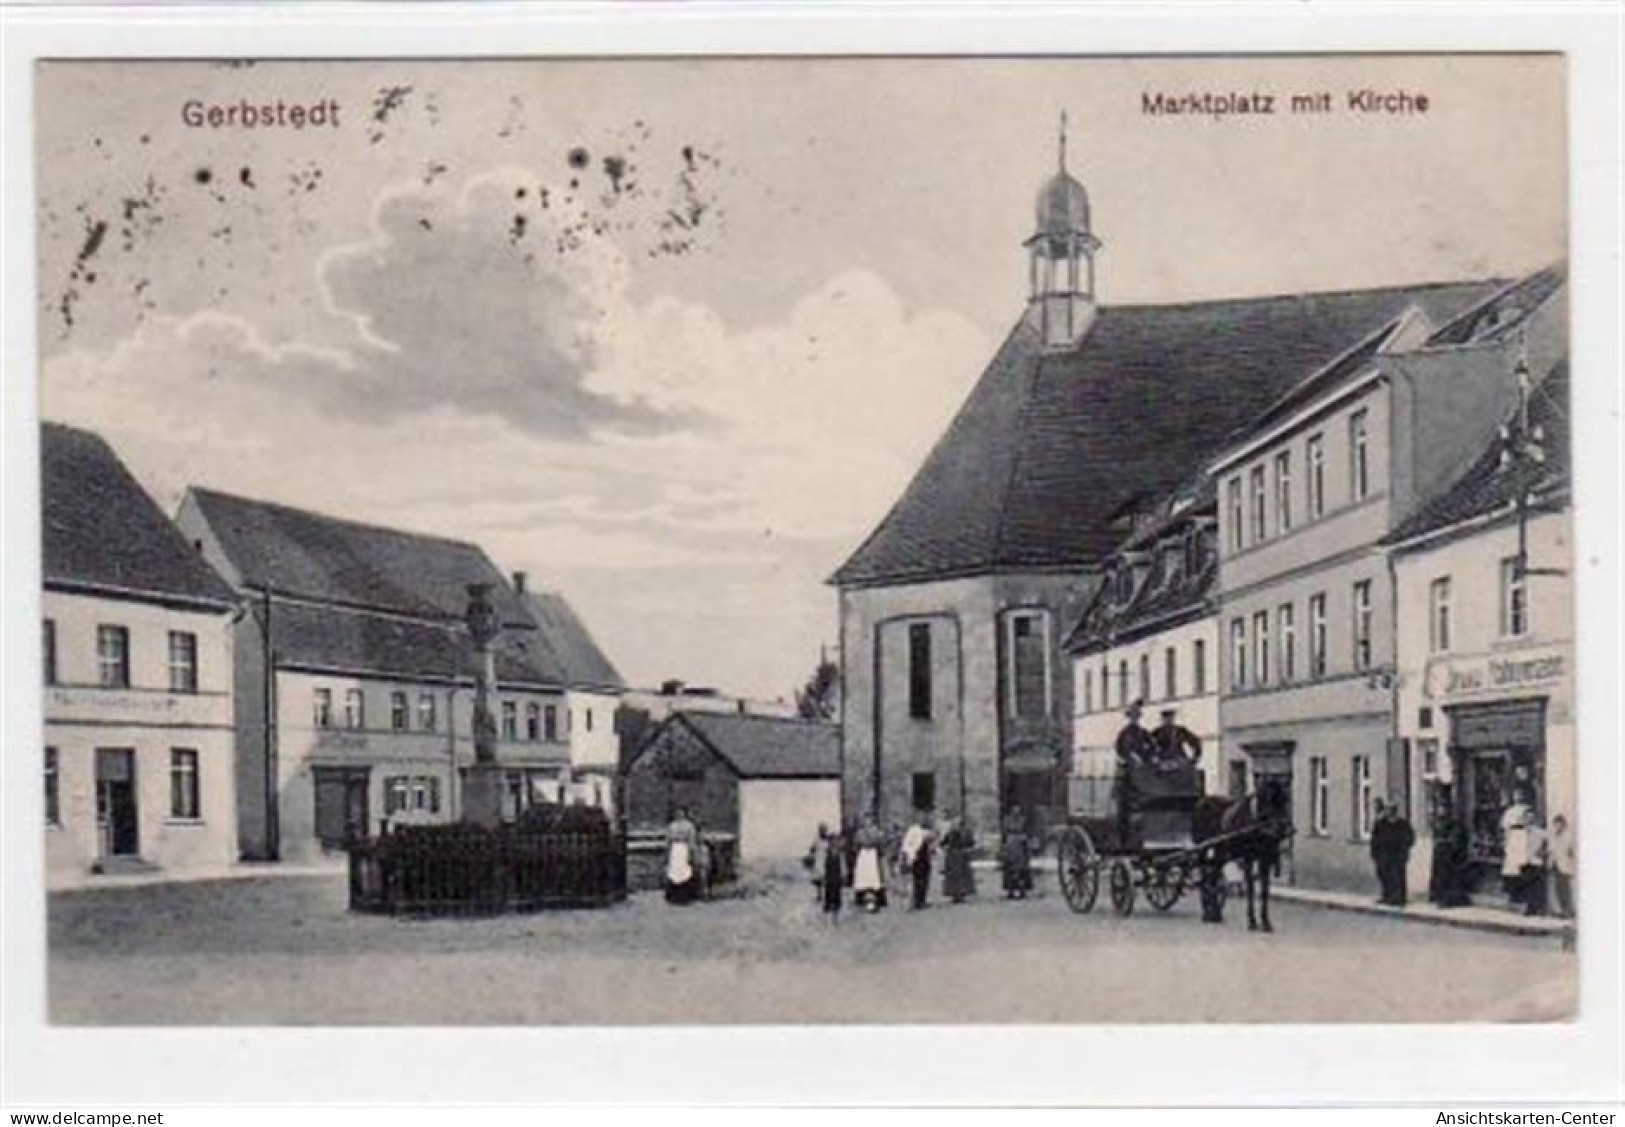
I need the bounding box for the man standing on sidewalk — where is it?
[1370,800,1417,907]
[901,812,934,911]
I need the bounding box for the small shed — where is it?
[623,712,841,861]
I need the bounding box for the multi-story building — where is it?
[831,129,1533,840]
[520,586,626,811]
[1387,360,1572,898]
[174,489,573,862]
[1067,475,1221,811]
[42,424,240,885]
[1210,266,1565,891]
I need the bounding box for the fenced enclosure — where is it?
[348,807,627,915]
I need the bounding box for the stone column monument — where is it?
[461,581,506,828]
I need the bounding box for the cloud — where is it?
[40,166,994,693]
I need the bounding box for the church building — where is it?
[831,126,1506,839]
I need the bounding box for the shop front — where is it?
[1445,696,1548,891]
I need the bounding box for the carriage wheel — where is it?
[1109,859,1135,917]
[1057,829,1100,914]
[1145,861,1186,912]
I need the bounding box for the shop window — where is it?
[169,749,200,819]
[167,631,198,694]
[1419,737,1440,780]
[907,622,932,720]
[97,624,129,689]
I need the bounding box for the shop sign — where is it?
[1423,645,1567,701]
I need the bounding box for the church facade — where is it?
[832,132,1511,843]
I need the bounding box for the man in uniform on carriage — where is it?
[1113,700,1158,844]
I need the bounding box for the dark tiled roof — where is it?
[187,487,532,626]
[522,591,626,692]
[1065,484,1219,655]
[264,599,564,686]
[1424,265,1567,347]
[831,280,1501,587]
[675,712,840,779]
[41,423,235,608]
[1387,360,1570,548]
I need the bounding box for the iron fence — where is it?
[348,821,627,916]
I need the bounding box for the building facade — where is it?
[833,133,1536,845]
[521,587,627,811]
[1068,480,1221,812]
[42,424,240,886]
[622,712,841,861]
[175,488,574,862]
[1211,267,1565,892]
[1389,362,1572,898]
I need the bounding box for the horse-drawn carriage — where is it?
[1055,754,1293,928]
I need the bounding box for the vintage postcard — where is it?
[32,51,1580,1031]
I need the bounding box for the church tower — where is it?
[1026,113,1101,350]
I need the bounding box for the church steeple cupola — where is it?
[1026,112,1101,350]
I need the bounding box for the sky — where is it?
[35,55,1566,700]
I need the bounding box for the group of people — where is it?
[804,809,1035,921]
[1369,789,1576,920]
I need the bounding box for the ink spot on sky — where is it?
[239,167,256,189]
[567,147,590,170]
[194,168,213,185]
[603,154,629,194]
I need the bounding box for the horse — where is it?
[1192,781,1293,932]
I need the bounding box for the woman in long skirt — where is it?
[999,812,1034,900]
[942,817,977,904]
[664,807,701,905]
[852,815,887,912]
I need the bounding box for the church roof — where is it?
[830,280,1502,588]
[42,423,236,610]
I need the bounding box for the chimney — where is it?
[512,570,528,595]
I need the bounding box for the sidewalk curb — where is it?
[1269,886,1575,939]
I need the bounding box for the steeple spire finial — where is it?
[1058,110,1068,172]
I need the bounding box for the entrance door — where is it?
[313,767,371,849]
[1242,742,1295,884]
[95,748,139,858]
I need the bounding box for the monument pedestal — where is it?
[462,765,507,829]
